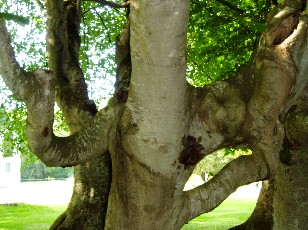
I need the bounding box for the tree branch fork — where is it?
[0,19,117,167]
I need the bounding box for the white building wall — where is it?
[0,154,21,187]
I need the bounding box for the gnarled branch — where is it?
[187,80,247,157]
[27,106,116,167]
[0,19,114,167]
[181,153,269,223]
[0,19,31,100]
[182,0,307,183]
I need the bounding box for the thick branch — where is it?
[266,0,307,31]
[242,12,307,171]
[46,0,97,132]
[83,0,129,8]
[182,154,269,222]
[27,106,116,167]
[187,80,247,158]
[284,15,308,111]
[0,20,32,100]
[121,0,190,174]
[186,3,307,174]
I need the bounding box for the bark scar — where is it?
[42,127,49,137]
[179,135,205,168]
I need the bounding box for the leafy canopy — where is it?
[188,0,272,86]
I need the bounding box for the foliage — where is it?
[193,148,252,179]
[79,1,126,104]
[188,0,272,86]
[0,1,47,71]
[21,160,47,180]
[21,160,74,180]
[0,98,30,158]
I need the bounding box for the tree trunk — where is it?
[36,1,308,229]
[50,156,111,230]
[273,144,308,230]
[45,1,113,229]
[273,97,308,229]
[105,144,185,230]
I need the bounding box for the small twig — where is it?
[35,0,45,11]
[216,0,244,14]
[82,6,101,15]
[192,60,199,67]
[93,8,112,43]
[83,0,129,8]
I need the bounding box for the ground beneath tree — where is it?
[0,176,260,205]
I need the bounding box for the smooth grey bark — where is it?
[273,144,308,230]
[272,83,308,230]
[106,0,307,228]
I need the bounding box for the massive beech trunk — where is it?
[273,85,308,230]
[0,0,307,229]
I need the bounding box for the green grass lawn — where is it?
[182,199,256,230]
[0,203,66,230]
[0,199,256,230]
